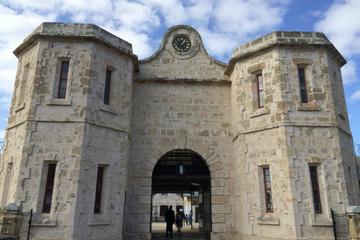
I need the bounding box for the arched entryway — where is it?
[151,149,211,239]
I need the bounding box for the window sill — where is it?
[31,221,57,227]
[257,214,280,226]
[14,103,25,112]
[251,107,270,118]
[100,104,118,115]
[88,215,110,226]
[310,215,333,227]
[297,102,321,111]
[47,98,72,106]
[31,216,57,227]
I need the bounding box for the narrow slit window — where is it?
[18,64,29,106]
[42,163,57,213]
[298,67,308,103]
[57,61,70,99]
[263,167,273,213]
[103,69,112,105]
[94,165,105,214]
[257,73,264,108]
[309,165,322,213]
[57,61,69,98]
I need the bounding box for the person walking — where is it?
[189,212,193,226]
[165,205,175,239]
[175,209,185,232]
[184,214,189,226]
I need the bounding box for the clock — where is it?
[172,35,191,53]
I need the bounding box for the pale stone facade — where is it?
[0,22,359,240]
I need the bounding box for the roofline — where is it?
[225,31,347,76]
[13,22,138,64]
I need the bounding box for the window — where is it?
[298,67,308,103]
[94,165,105,214]
[42,163,57,213]
[256,73,264,108]
[18,64,29,106]
[309,165,322,213]
[103,69,112,105]
[263,167,273,213]
[57,61,70,99]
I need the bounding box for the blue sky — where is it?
[0,0,360,146]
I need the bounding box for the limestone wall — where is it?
[83,43,133,130]
[230,34,359,239]
[0,41,40,208]
[126,81,233,240]
[24,122,84,240]
[0,23,135,240]
[73,123,129,240]
[72,41,133,240]
[230,46,297,238]
[232,127,297,239]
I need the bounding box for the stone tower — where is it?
[0,23,359,240]
[228,32,360,239]
[0,23,136,239]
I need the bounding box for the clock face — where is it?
[172,35,191,53]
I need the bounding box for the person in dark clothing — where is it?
[175,209,185,232]
[164,205,175,238]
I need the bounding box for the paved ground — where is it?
[152,223,206,240]
[152,232,206,240]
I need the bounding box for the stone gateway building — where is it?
[0,22,359,240]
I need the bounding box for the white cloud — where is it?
[198,29,239,58]
[315,0,360,86]
[0,129,5,143]
[342,60,358,84]
[314,0,360,57]
[350,90,360,102]
[186,0,215,26]
[212,0,285,35]
[139,0,188,26]
[113,1,160,32]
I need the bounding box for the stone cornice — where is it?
[225,31,347,75]
[13,22,138,63]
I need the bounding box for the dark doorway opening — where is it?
[151,149,211,239]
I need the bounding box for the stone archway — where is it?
[124,134,230,240]
[151,149,212,238]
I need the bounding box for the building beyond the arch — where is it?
[0,22,359,240]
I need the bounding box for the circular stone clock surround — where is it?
[167,29,200,60]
